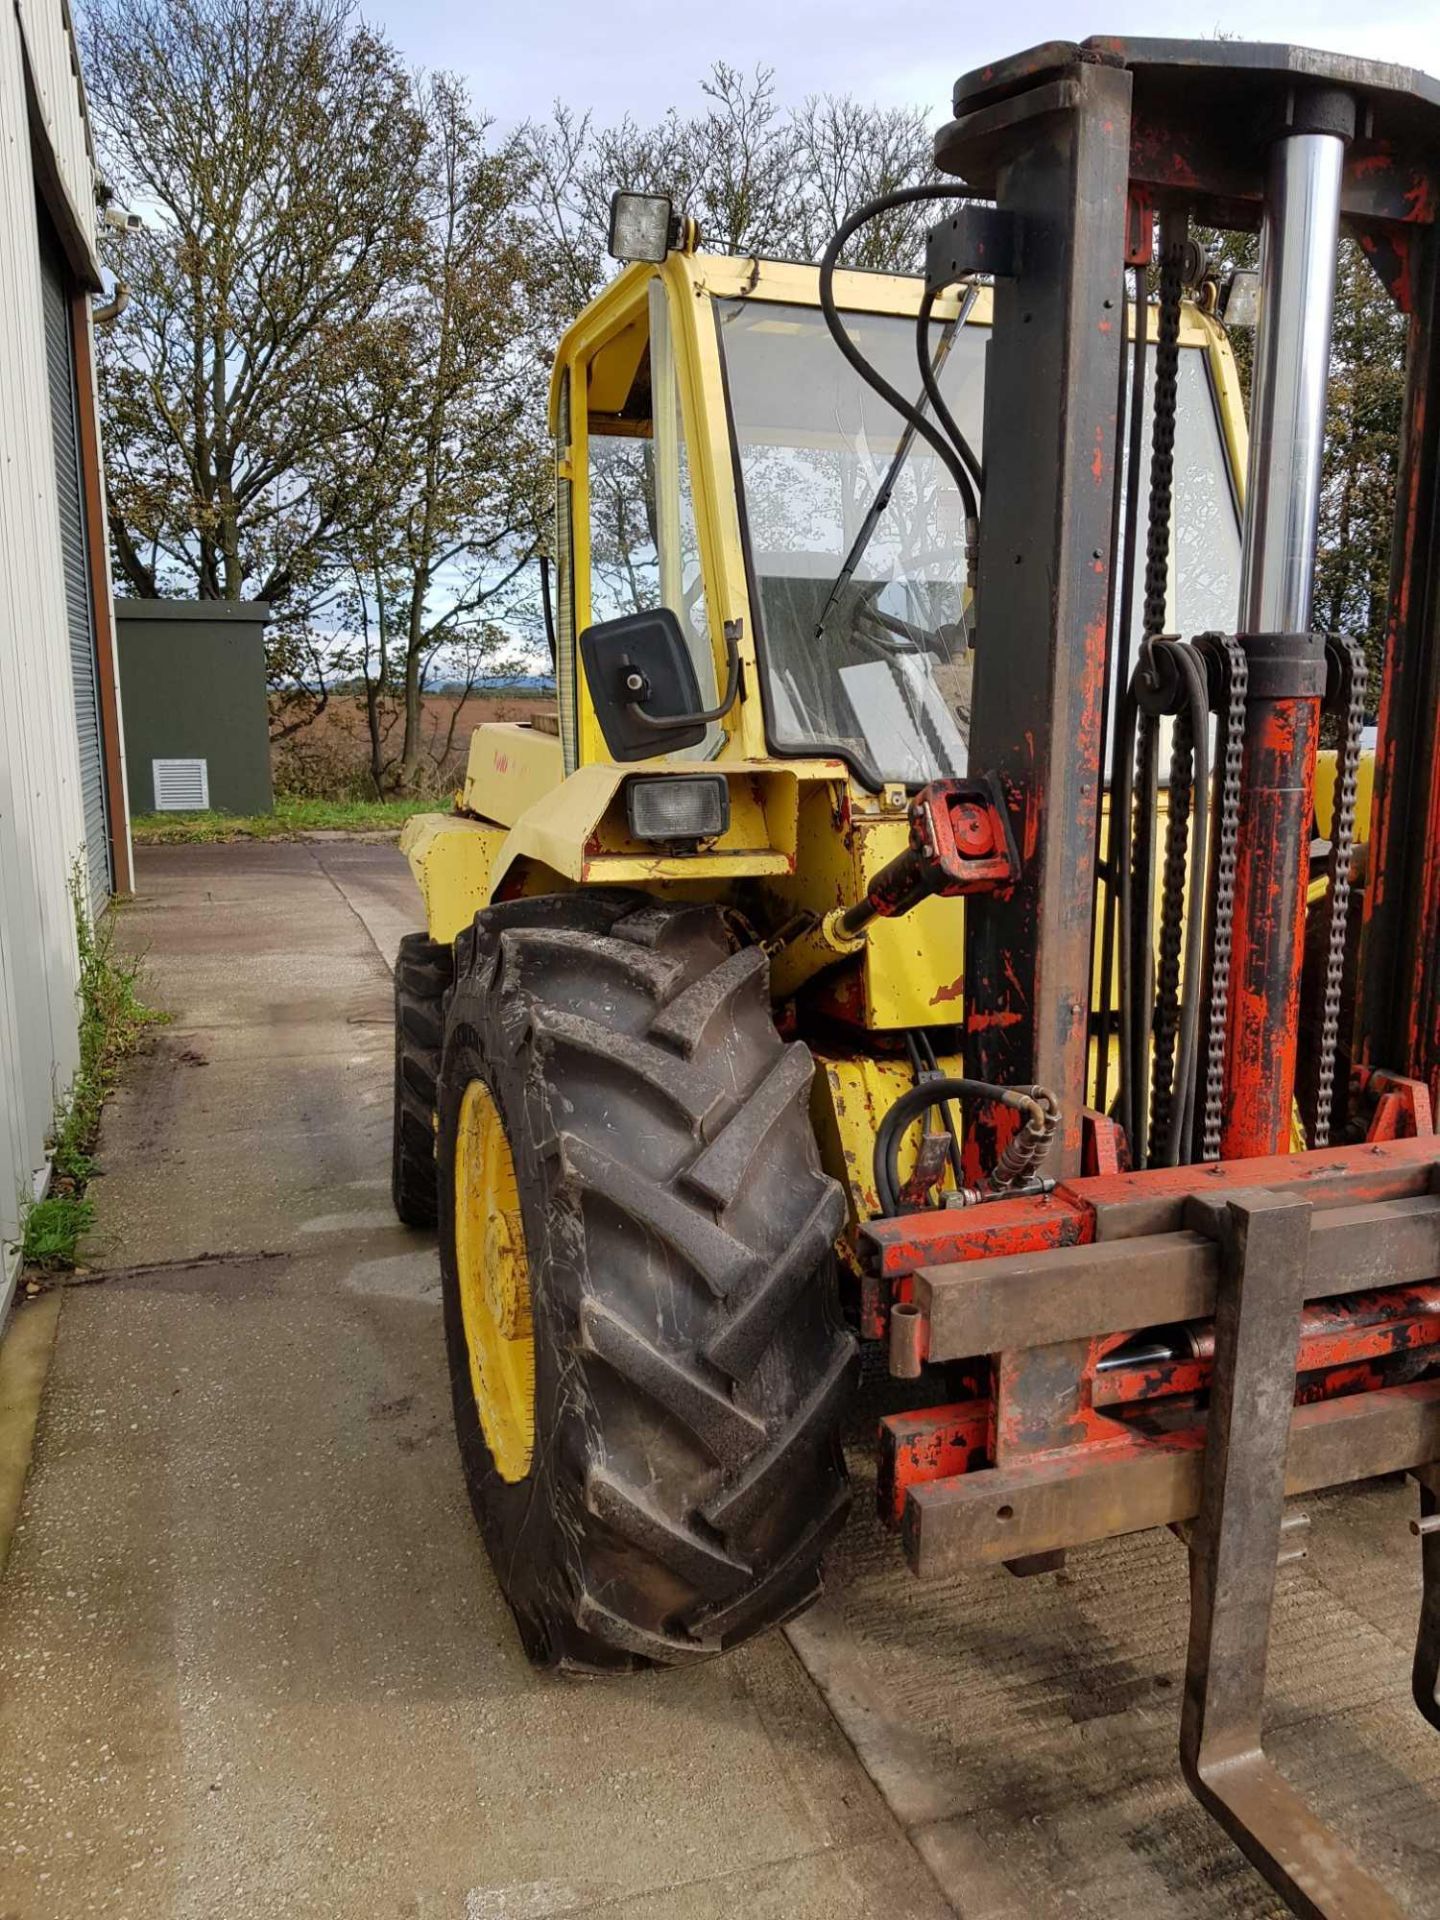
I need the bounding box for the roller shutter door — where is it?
[39,220,111,913]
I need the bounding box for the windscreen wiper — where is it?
[813,283,981,646]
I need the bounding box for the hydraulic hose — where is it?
[819,183,989,522]
[916,284,983,510]
[1111,677,1141,1149]
[873,1076,1058,1218]
[1165,643,1212,1165]
[905,1029,966,1190]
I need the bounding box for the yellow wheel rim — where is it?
[454,1080,535,1482]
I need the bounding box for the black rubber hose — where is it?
[819,184,988,521]
[1111,679,1140,1149]
[914,1028,966,1188]
[916,285,983,510]
[1167,644,1212,1166]
[1129,706,1159,1170]
[874,1075,1046,1218]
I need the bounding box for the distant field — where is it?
[285,689,553,765]
[271,690,555,795]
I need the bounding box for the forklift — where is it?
[394,37,1440,1915]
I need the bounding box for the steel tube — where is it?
[1219,681,1324,1157]
[1239,126,1347,635]
[1222,98,1352,1160]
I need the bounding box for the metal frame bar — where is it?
[903,1376,1440,1575]
[941,56,1131,1179]
[1360,223,1440,1106]
[1414,1463,1440,1730]
[1180,1192,1404,1918]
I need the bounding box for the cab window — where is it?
[586,279,719,755]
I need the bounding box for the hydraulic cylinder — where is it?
[1220,90,1353,1159]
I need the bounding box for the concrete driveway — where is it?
[1,840,1437,1918]
[0,843,949,1920]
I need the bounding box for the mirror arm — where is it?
[625,620,743,731]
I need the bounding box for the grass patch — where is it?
[19,869,165,1274]
[131,795,439,844]
[20,1194,95,1270]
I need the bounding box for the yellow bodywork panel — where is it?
[482,758,846,894]
[400,813,508,945]
[813,1045,965,1249]
[463,722,565,826]
[762,785,968,1028]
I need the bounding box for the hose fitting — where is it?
[984,1085,1061,1193]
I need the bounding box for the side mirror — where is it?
[579,609,741,762]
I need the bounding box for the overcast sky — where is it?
[373,0,1440,130]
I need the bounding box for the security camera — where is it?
[102,206,145,234]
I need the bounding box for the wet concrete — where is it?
[0,843,950,1920]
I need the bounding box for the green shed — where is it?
[115,599,273,815]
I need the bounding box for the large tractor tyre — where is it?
[436,890,855,1673]
[392,932,454,1228]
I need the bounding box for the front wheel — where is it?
[437,891,855,1672]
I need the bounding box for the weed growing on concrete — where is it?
[20,1194,95,1270]
[19,867,164,1273]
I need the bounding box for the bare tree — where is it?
[790,94,936,264]
[521,65,934,316]
[332,75,551,792]
[86,0,425,616]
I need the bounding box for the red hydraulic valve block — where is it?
[840,777,1018,937]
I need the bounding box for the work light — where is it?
[624,775,729,844]
[607,191,676,264]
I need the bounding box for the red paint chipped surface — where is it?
[966,1007,1023,1031]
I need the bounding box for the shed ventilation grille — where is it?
[152,758,210,811]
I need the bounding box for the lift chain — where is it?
[1312,635,1368,1149]
[1149,670,1193,1165]
[1202,634,1249,1162]
[1132,244,1186,1168]
[1142,244,1185,638]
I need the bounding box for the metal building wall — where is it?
[41,225,112,911]
[0,0,116,1300]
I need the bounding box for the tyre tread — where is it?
[438,892,854,1671]
[392,933,453,1227]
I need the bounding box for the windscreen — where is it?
[717,294,1244,788]
[717,297,983,787]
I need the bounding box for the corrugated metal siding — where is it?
[0,0,101,1298]
[40,225,111,911]
[14,0,98,279]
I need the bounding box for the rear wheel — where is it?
[437,891,855,1671]
[392,932,453,1228]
